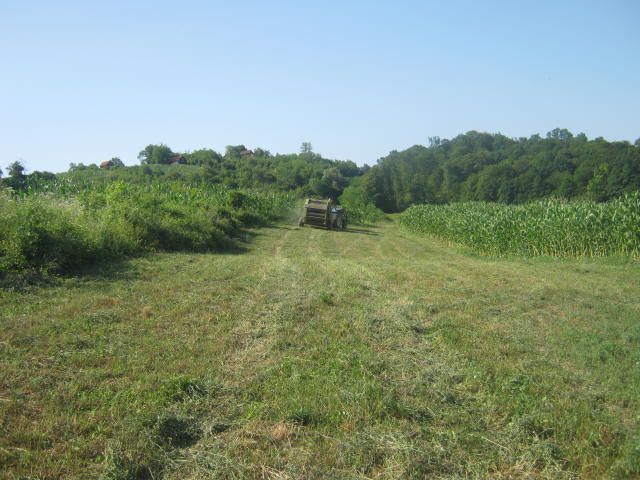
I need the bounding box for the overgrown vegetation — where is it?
[341,202,386,225]
[0,181,295,283]
[338,179,387,225]
[5,129,640,233]
[399,193,640,258]
[59,142,366,199]
[345,129,640,212]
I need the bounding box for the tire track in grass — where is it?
[5,219,637,478]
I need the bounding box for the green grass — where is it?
[1,222,639,478]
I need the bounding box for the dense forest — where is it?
[2,130,639,214]
[343,129,640,212]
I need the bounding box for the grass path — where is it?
[1,222,639,479]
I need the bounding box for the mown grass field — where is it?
[1,222,639,478]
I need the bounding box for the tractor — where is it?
[298,198,347,230]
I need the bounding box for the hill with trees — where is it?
[3,130,639,215]
[45,143,365,201]
[342,129,640,213]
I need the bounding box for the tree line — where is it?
[342,129,640,212]
[1,143,367,201]
[134,143,365,198]
[3,130,639,212]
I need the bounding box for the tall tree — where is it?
[110,157,125,168]
[7,161,25,179]
[138,144,174,164]
[346,129,640,212]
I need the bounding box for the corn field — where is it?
[17,176,295,215]
[399,193,640,258]
[1,179,297,281]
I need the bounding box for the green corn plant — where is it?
[399,193,640,258]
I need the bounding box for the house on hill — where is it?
[100,157,124,169]
[240,149,253,157]
[169,154,186,165]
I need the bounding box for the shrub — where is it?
[0,194,100,276]
[344,202,386,225]
[0,181,296,282]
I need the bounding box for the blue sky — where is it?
[1,0,639,172]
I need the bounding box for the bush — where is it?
[0,182,296,283]
[339,183,386,225]
[344,202,386,225]
[0,194,100,276]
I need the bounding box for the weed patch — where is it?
[160,376,207,404]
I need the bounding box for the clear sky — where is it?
[1,0,639,172]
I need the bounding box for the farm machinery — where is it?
[299,198,347,230]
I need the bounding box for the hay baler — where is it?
[299,198,347,230]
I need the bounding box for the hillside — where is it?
[342,130,640,212]
[4,130,639,217]
[1,222,638,478]
[24,145,365,200]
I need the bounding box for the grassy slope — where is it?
[1,223,639,479]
